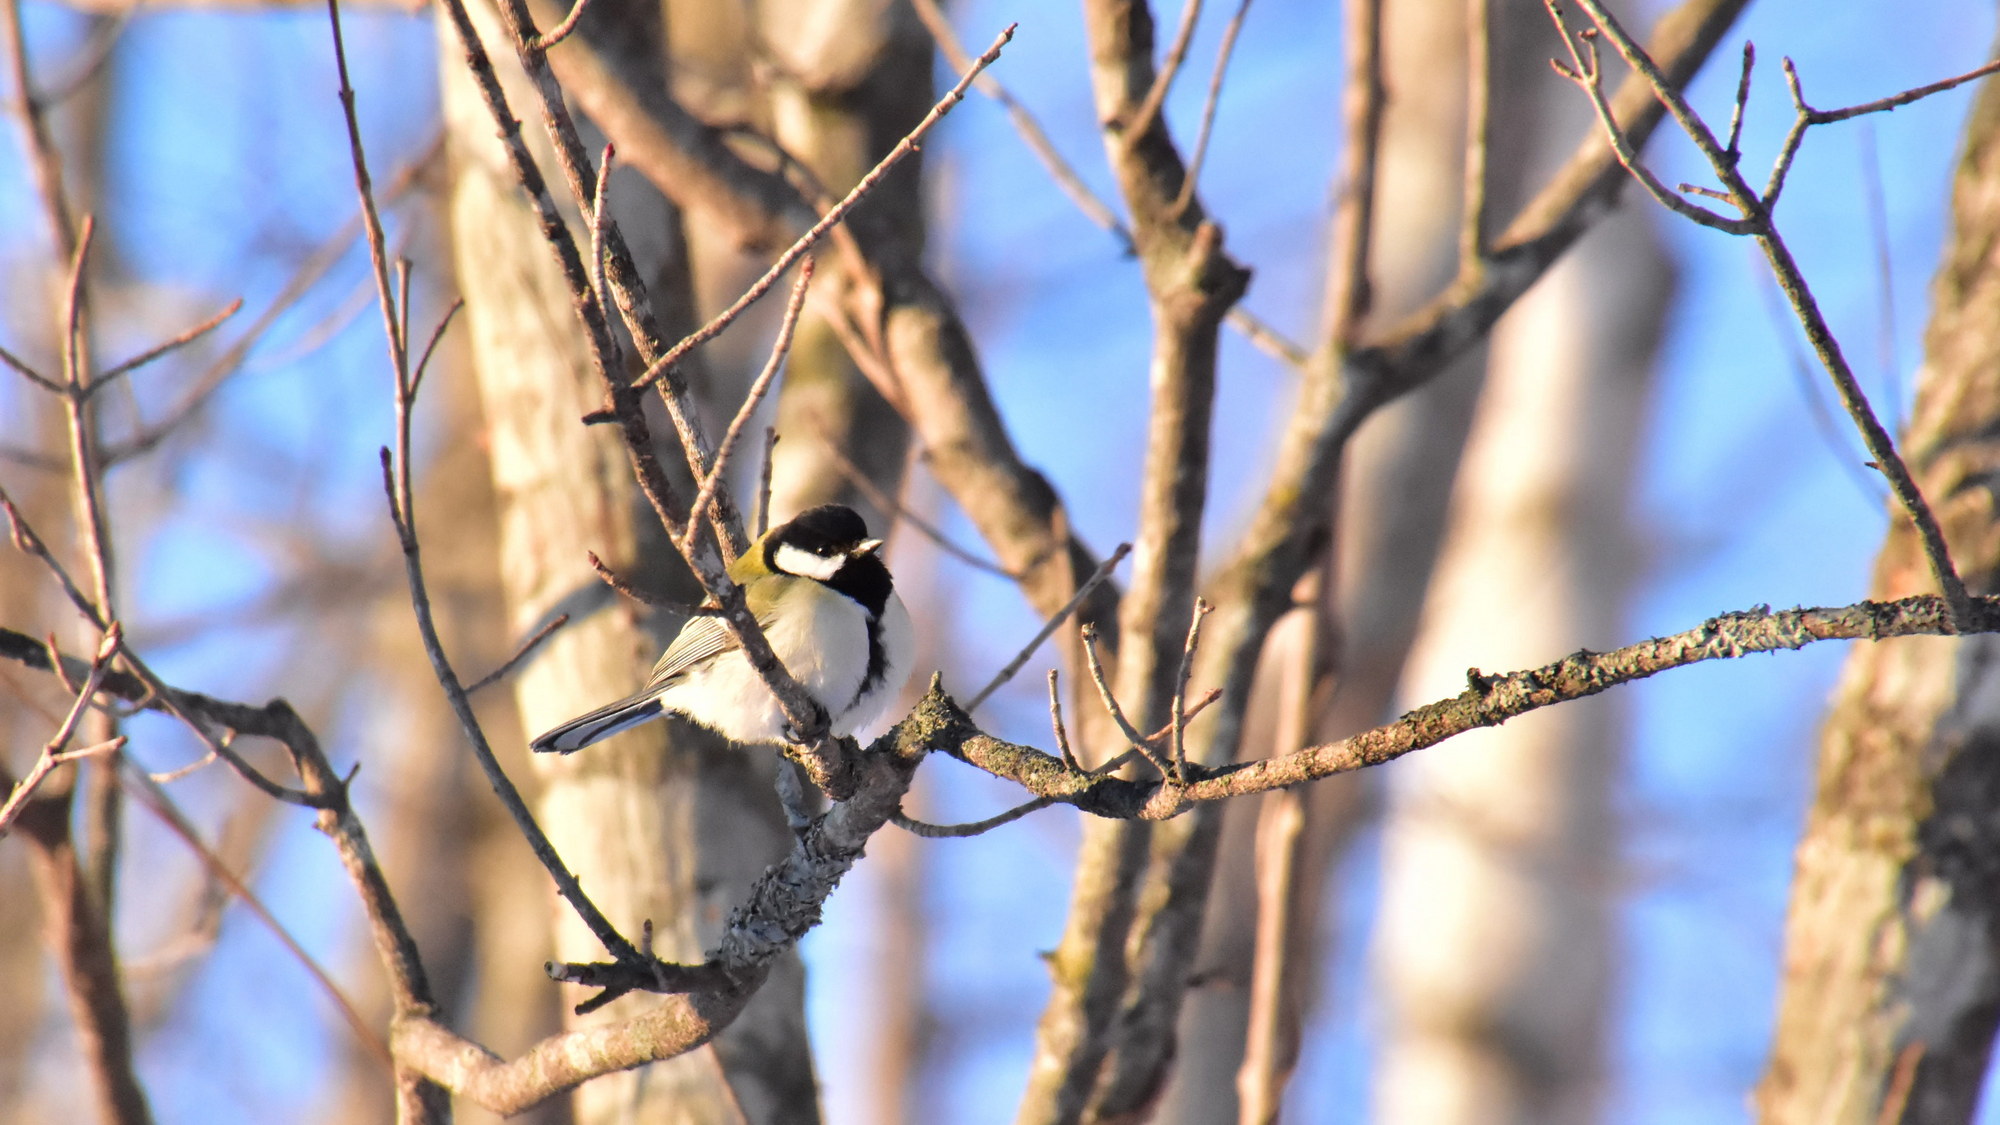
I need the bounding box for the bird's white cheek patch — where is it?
[773,543,843,581]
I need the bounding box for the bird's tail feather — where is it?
[529,695,666,754]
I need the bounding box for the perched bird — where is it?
[530,504,914,754]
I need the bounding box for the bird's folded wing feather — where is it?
[644,606,773,689]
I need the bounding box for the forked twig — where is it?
[1549,0,1978,634]
[332,0,638,972]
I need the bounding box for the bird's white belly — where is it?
[660,591,872,745]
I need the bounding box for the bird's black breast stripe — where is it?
[848,611,888,712]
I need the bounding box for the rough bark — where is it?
[1757,62,2000,1125]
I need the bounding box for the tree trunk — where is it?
[1757,64,2000,1125]
[1374,204,1665,1124]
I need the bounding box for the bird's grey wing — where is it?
[644,606,774,688]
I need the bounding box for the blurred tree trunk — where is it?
[1757,63,2000,1125]
[1158,0,1479,1115]
[1163,3,1595,1119]
[1366,2,1667,1116]
[1373,204,1664,1124]
[436,0,816,1119]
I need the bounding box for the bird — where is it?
[529,504,915,755]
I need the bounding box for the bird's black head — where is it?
[765,504,894,615]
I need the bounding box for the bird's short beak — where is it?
[855,538,884,557]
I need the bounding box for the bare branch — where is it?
[0,623,121,835]
[1556,0,1975,632]
[1168,597,1211,776]
[966,542,1132,711]
[809,427,1013,577]
[88,298,243,397]
[466,613,570,696]
[939,596,2000,821]
[1123,0,1204,144]
[1321,0,1385,348]
[527,0,590,51]
[631,26,1016,394]
[680,260,813,554]
[1173,0,1253,218]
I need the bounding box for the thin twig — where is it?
[1806,55,2000,125]
[377,455,636,963]
[1544,10,1753,233]
[1050,669,1080,771]
[586,549,676,609]
[1321,0,1385,349]
[148,741,221,785]
[0,338,59,393]
[911,0,1303,371]
[1172,0,1253,217]
[467,613,571,695]
[680,259,814,553]
[1081,623,1170,776]
[1167,598,1211,777]
[966,542,1132,711]
[1124,0,1204,143]
[893,796,1056,838]
[120,770,394,1068]
[327,0,406,373]
[1722,40,1754,162]
[409,298,463,403]
[1460,0,1491,266]
[0,623,120,835]
[1857,121,1904,434]
[632,25,1016,393]
[528,0,592,51]
[588,142,615,332]
[909,0,1134,255]
[754,427,778,538]
[810,426,1013,576]
[87,298,243,397]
